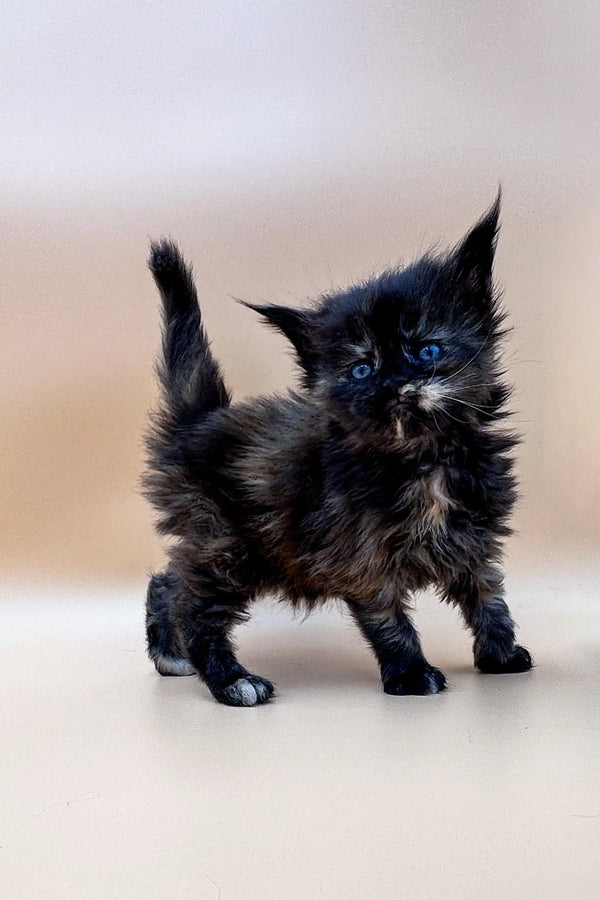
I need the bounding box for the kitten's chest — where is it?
[279,453,470,596]
[322,461,460,593]
[404,464,455,535]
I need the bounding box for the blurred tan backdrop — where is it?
[1,1,599,585]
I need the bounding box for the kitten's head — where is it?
[248,196,510,447]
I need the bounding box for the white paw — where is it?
[218,676,274,706]
[153,653,196,676]
[222,678,260,706]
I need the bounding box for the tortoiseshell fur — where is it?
[144,197,532,706]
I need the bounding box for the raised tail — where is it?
[148,239,230,419]
[144,241,230,535]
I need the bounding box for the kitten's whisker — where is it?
[443,396,501,418]
[436,407,468,426]
[452,384,497,391]
[429,408,443,436]
[446,381,501,396]
[436,328,495,386]
[446,396,497,411]
[436,379,499,390]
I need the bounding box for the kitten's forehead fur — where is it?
[316,260,466,363]
[317,244,496,345]
[250,194,502,378]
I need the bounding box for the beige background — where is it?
[3,5,600,899]
[2,1,599,585]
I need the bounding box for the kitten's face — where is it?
[312,263,501,444]
[249,198,507,447]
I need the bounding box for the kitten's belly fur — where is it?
[173,400,509,609]
[251,464,462,602]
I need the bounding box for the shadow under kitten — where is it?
[143,194,532,706]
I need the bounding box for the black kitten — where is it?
[144,195,532,706]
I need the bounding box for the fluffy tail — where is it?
[148,239,230,419]
[144,240,230,535]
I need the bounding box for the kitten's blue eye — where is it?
[351,362,372,380]
[417,342,442,362]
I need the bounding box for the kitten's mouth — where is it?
[387,383,426,417]
[386,382,445,438]
[387,397,426,430]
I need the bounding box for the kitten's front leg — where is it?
[446,567,533,674]
[348,593,447,695]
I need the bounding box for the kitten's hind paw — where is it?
[383,662,447,696]
[211,675,275,707]
[152,653,196,676]
[476,645,533,674]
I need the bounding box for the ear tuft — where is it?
[241,301,314,360]
[454,190,501,300]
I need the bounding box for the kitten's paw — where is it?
[152,653,196,676]
[211,675,275,707]
[476,645,533,674]
[383,662,447,696]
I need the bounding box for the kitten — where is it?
[143,195,532,706]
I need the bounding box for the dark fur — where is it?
[143,196,532,706]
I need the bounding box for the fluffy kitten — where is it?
[144,196,532,706]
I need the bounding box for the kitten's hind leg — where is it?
[446,567,533,674]
[146,569,196,676]
[175,579,274,707]
[187,626,275,707]
[348,592,447,696]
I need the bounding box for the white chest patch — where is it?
[418,468,454,532]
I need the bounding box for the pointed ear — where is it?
[454,191,501,301]
[241,302,315,359]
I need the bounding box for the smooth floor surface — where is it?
[2,566,600,900]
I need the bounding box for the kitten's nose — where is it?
[385,374,417,396]
[398,383,418,398]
